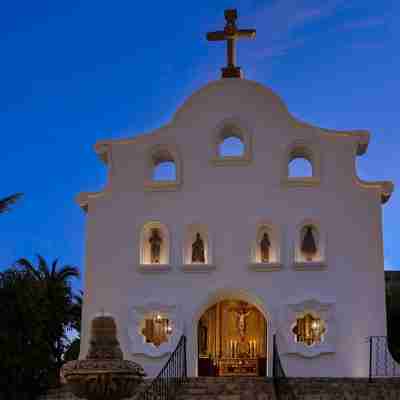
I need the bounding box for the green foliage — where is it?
[0,256,80,400]
[64,338,81,362]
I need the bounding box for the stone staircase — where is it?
[175,377,276,400]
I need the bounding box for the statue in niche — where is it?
[260,232,271,262]
[192,232,205,263]
[149,228,162,264]
[301,226,317,261]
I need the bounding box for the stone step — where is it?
[176,377,276,400]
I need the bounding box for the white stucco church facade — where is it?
[77,11,394,379]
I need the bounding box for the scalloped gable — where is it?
[94,79,371,161]
[77,78,393,212]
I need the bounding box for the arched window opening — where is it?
[292,314,326,347]
[300,225,319,262]
[219,136,245,157]
[152,161,177,181]
[289,157,313,178]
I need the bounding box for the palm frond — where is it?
[0,193,23,214]
[56,265,80,281]
[37,254,49,278]
[51,259,59,278]
[15,258,42,280]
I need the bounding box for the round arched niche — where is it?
[211,117,253,165]
[184,224,211,263]
[249,222,282,272]
[180,223,215,273]
[293,219,326,270]
[139,221,170,266]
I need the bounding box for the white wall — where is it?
[78,79,390,378]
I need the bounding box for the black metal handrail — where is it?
[138,335,187,400]
[272,334,296,400]
[368,336,400,381]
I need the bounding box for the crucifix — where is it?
[229,301,252,338]
[207,9,256,78]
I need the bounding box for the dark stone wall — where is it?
[282,378,400,400]
[40,378,400,400]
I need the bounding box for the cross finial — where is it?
[207,9,256,78]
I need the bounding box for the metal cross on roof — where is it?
[207,9,256,79]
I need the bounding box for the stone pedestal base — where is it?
[222,66,243,78]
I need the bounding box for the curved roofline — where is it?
[79,78,394,208]
[171,79,289,123]
[94,79,371,163]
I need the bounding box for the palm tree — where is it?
[0,267,54,399]
[64,290,83,362]
[15,255,80,385]
[16,255,79,284]
[0,193,23,214]
[69,290,83,333]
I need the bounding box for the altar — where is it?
[197,299,267,377]
[218,357,262,376]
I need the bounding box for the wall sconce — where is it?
[154,313,163,324]
[311,319,321,333]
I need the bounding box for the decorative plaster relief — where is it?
[129,301,184,358]
[279,297,336,358]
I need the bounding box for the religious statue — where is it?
[230,302,252,338]
[260,232,271,263]
[192,233,205,263]
[301,226,317,261]
[149,228,162,264]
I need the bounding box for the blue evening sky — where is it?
[1,1,399,290]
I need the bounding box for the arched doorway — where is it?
[197,299,268,377]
